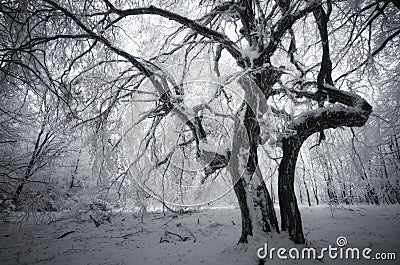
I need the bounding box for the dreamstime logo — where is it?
[121,60,271,207]
[257,236,397,261]
[336,236,347,247]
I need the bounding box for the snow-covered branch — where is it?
[287,84,372,141]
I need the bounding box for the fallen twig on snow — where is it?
[89,214,100,227]
[159,237,170,243]
[56,230,75,239]
[121,230,142,239]
[187,230,196,243]
[164,230,191,241]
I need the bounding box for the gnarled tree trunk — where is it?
[278,83,373,243]
[228,102,279,243]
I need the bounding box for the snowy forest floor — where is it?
[0,205,399,265]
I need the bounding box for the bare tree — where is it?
[1,0,399,245]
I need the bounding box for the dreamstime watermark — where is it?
[257,236,397,261]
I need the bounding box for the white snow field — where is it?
[0,205,399,265]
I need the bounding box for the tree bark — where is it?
[233,178,253,243]
[228,102,279,243]
[278,136,305,244]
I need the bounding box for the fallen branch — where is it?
[121,230,142,239]
[90,215,100,227]
[188,230,196,243]
[159,237,170,243]
[56,230,75,239]
[164,230,191,241]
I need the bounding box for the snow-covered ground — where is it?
[0,205,399,265]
